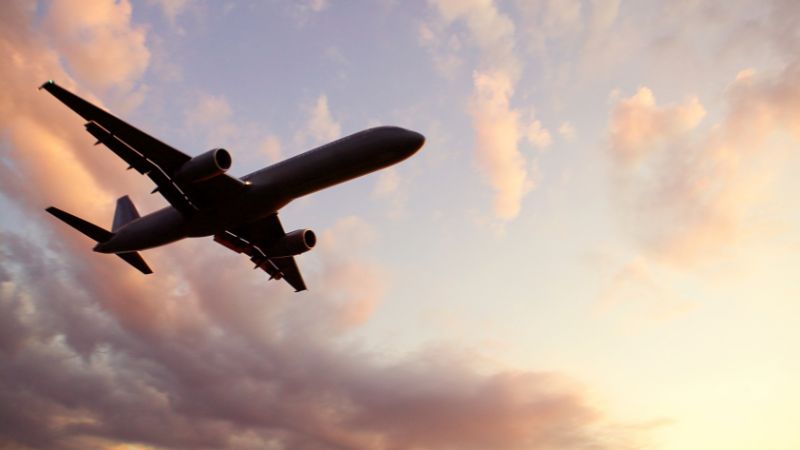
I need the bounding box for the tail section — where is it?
[45,203,153,275]
[112,195,140,232]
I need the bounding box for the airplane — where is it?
[40,81,425,292]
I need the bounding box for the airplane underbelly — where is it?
[97,207,189,253]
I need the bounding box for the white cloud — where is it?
[418,21,463,78]
[558,121,577,141]
[429,0,519,77]
[300,95,342,146]
[526,119,552,149]
[184,93,237,145]
[372,168,408,218]
[542,0,584,37]
[148,0,190,25]
[290,0,330,24]
[598,257,696,324]
[307,0,328,13]
[259,135,283,163]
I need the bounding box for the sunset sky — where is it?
[1,1,799,449]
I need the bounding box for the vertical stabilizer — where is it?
[112,195,141,232]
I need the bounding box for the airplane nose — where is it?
[399,129,425,155]
[408,130,425,149]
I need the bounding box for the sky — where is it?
[1,0,799,449]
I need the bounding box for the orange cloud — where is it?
[0,1,144,222]
[471,71,532,220]
[428,0,554,222]
[44,0,150,91]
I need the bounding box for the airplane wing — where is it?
[213,214,308,292]
[40,80,245,213]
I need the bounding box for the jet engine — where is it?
[265,229,316,257]
[174,148,232,182]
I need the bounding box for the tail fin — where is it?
[113,195,140,232]
[45,206,153,275]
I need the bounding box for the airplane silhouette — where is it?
[41,81,424,291]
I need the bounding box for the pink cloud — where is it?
[607,62,800,267]
[471,71,532,220]
[609,87,705,167]
[44,0,150,91]
[428,0,553,222]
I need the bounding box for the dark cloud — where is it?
[0,229,626,450]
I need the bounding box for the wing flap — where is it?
[85,121,197,213]
[212,215,309,292]
[269,257,307,292]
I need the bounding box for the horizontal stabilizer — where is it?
[116,251,153,274]
[45,206,153,275]
[46,206,112,242]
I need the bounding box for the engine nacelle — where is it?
[174,148,232,183]
[265,229,316,257]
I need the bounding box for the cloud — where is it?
[372,168,401,198]
[558,121,576,141]
[513,0,590,65]
[148,0,190,25]
[429,0,519,77]
[608,87,706,167]
[0,219,635,450]
[306,0,328,13]
[289,0,330,25]
[259,135,283,163]
[182,93,282,166]
[372,168,408,218]
[526,119,552,149]
[184,93,237,145]
[44,0,150,91]
[597,258,696,324]
[540,0,584,38]
[428,0,551,222]
[0,0,145,222]
[470,71,532,220]
[417,21,463,78]
[298,95,342,146]
[607,61,800,266]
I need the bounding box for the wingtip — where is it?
[38,79,55,91]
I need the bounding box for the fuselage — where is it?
[94,126,424,253]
